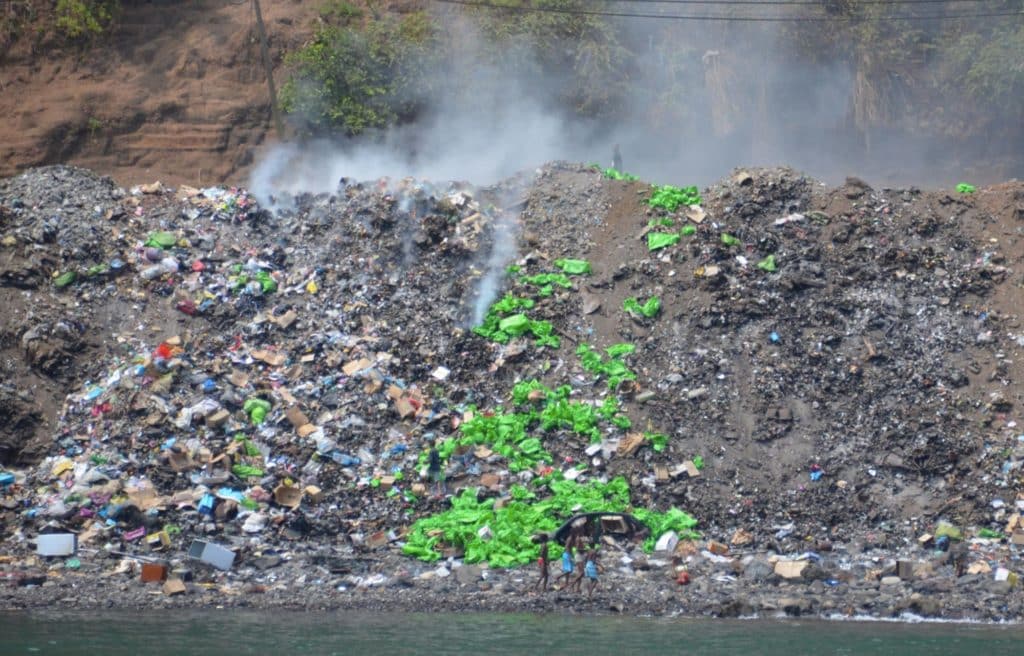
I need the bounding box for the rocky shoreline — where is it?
[4,531,1023,622]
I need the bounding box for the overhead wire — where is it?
[600,0,1007,5]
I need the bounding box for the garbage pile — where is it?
[1,162,1023,605]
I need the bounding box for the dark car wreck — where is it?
[551,512,649,546]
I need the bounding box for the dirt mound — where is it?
[0,1,326,186]
[1,162,1023,579]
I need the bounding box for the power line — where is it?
[432,0,1024,20]
[601,0,1003,5]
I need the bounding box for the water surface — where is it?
[2,610,1022,655]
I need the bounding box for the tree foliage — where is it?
[279,8,438,135]
[55,0,119,40]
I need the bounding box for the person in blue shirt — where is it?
[578,543,602,598]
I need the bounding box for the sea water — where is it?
[1,610,1023,655]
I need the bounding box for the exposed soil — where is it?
[0,0,330,186]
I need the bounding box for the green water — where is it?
[1,611,1022,655]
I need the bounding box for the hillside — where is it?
[0,0,323,185]
[2,163,1024,607]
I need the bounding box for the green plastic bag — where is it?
[554,259,592,275]
[721,233,741,247]
[648,232,680,251]
[232,464,264,478]
[956,183,976,194]
[145,231,177,249]
[757,254,777,272]
[934,521,962,541]
[646,432,668,452]
[977,528,1003,539]
[603,168,639,181]
[243,398,272,425]
[649,185,702,211]
[498,313,531,336]
[255,270,277,293]
[623,296,661,318]
[681,225,696,236]
[54,271,77,288]
[605,343,636,358]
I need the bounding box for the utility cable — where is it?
[600,0,1005,5]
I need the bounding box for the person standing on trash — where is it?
[569,538,593,593]
[555,533,578,590]
[583,544,602,599]
[533,533,550,593]
[612,144,623,171]
[427,441,446,498]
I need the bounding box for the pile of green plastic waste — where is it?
[576,343,637,390]
[230,267,278,294]
[601,167,639,182]
[403,476,699,567]
[647,232,680,251]
[956,182,976,194]
[144,231,178,250]
[403,328,700,568]
[473,311,559,348]
[230,434,265,479]
[645,432,669,453]
[475,260,594,346]
[623,296,660,319]
[243,398,272,424]
[757,254,777,272]
[420,379,634,474]
[554,258,592,275]
[649,184,702,212]
[519,272,572,298]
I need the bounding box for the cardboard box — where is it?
[343,358,373,376]
[206,409,231,428]
[707,540,729,556]
[774,560,807,579]
[304,485,323,503]
[141,563,168,583]
[187,539,235,571]
[897,560,916,580]
[36,534,77,557]
[366,531,389,549]
[273,484,302,509]
[617,433,646,457]
[286,406,310,430]
[162,578,187,596]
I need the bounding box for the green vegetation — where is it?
[279,8,437,134]
[55,0,118,40]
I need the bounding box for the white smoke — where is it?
[471,208,519,327]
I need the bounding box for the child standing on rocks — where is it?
[583,544,601,599]
[533,533,550,592]
[555,534,578,590]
